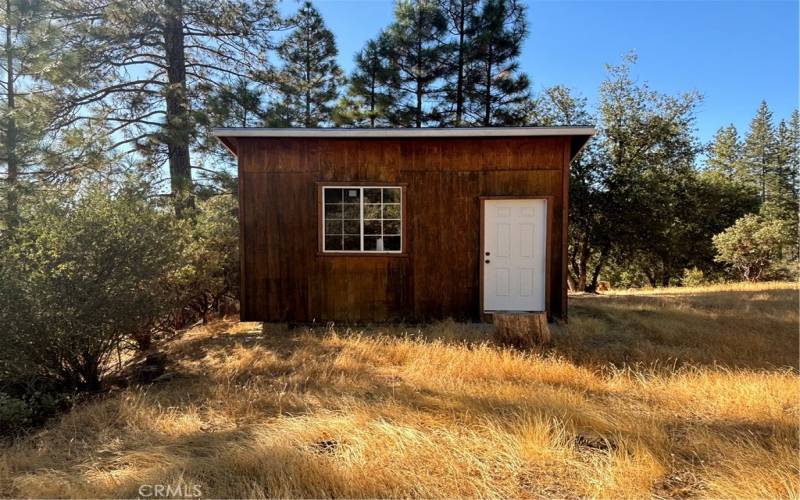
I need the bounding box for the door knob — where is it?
[485,259,490,264]
[485,251,490,256]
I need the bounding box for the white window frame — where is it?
[321,185,403,254]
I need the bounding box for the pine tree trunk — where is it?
[4,0,18,230]
[304,35,312,127]
[455,2,465,126]
[163,0,193,216]
[369,73,376,128]
[483,50,492,126]
[415,31,423,128]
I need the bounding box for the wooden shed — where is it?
[214,127,594,324]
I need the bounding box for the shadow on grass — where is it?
[75,325,797,498]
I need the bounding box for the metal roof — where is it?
[212,126,595,159]
[212,126,595,139]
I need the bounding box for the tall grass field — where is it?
[1,282,797,498]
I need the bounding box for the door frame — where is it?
[479,196,553,321]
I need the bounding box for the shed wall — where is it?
[237,136,569,322]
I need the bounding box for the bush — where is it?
[0,393,33,433]
[0,388,67,434]
[173,194,239,324]
[681,267,708,287]
[713,213,796,282]
[0,184,183,392]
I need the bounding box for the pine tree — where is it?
[207,78,264,129]
[462,0,529,126]
[197,77,264,173]
[58,0,283,215]
[774,120,794,198]
[770,114,800,219]
[440,0,481,126]
[381,0,451,128]
[742,101,778,202]
[0,0,73,229]
[335,38,394,127]
[782,110,800,199]
[706,125,742,177]
[274,1,343,127]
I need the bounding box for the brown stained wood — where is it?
[236,135,573,323]
[492,312,551,348]
[561,139,571,320]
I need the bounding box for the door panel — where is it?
[483,199,547,312]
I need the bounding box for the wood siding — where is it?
[237,136,570,322]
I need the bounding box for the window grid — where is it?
[323,186,403,253]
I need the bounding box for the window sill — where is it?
[316,252,409,258]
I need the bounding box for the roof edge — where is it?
[212,126,595,140]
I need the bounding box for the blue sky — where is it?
[283,0,798,143]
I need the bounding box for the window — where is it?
[322,186,403,253]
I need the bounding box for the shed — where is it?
[214,127,594,323]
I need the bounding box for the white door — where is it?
[483,199,547,312]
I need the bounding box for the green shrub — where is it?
[682,267,708,287]
[0,393,33,433]
[713,213,796,282]
[174,194,240,324]
[0,184,183,392]
[0,388,67,435]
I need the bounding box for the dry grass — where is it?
[1,282,798,498]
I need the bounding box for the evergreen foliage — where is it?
[742,101,779,203]
[272,1,343,127]
[461,0,529,126]
[56,0,284,214]
[380,0,451,127]
[439,0,482,126]
[706,125,742,177]
[334,39,395,127]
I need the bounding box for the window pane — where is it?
[325,236,343,251]
[343,219,360,235]
[384,220,400,235]
[383,188,401,203]
[324,188,343,203]
[322,186,402,253]
[325,220,342,235]
[344,188,361,203]
[343,203,360,219]
[343,235,360,251]
[364,220,381,235]
[364,188,382,203]
[364,204,381,219]
[383,204,401,219]
[325,204,342,218]
[364,236,381,251]
[383,236,401,251]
